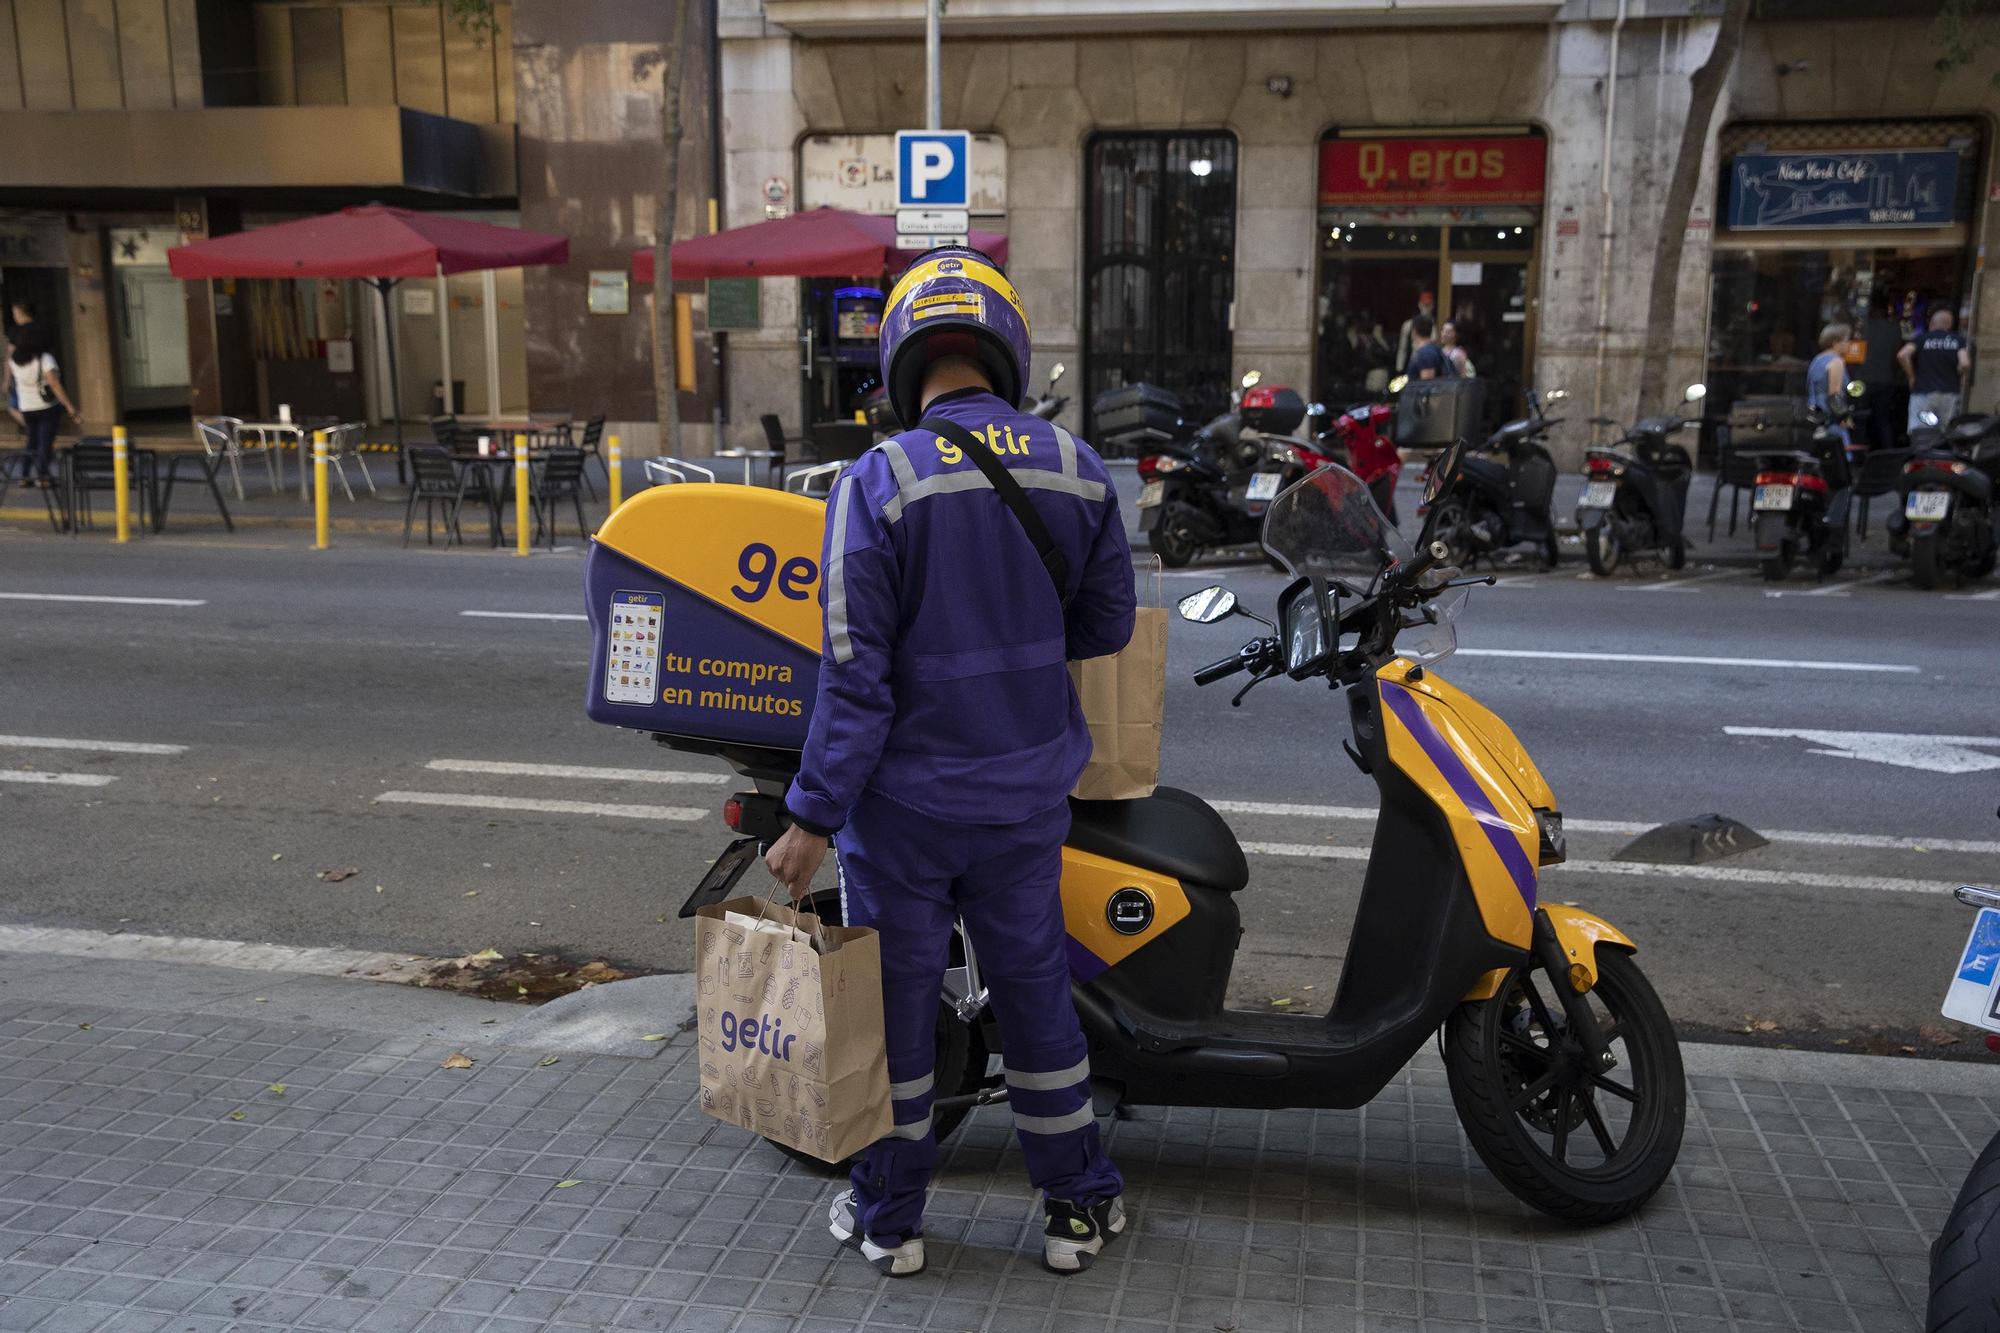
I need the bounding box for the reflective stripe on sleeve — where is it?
[824,475,858,664]
[1000,1057,1089,1092]
[1012,1105,1096,1136]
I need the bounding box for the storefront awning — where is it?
[635,207,1009,282]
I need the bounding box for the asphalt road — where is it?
[2,524,1996,1055]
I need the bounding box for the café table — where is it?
[712,448,784,487]
[237,420,310,500]
[450,445,534,547]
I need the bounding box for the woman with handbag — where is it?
[8,326,77,489]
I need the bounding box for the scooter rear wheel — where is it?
[1149,503,1202,568]
[1444,948,1686,1224]
[1584,526,1621,576]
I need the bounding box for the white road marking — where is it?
[1240,841,1949,894]
[1724,726,2000,775]
[1794,570,1899,598]
[426,759,728,785]
[0,770,117,787]
[1455,648,1919,674]
[0,592,206,607]
[1616,570,1746,594]
[375,791,707,821]
[0,735,188,755]
[0,924,407,977]
[1211,798,2000,855]
[1944,588,2000,602]
[460,610,588,622]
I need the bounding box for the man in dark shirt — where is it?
[1898,307,1971,432]
[1405,315,1453,381]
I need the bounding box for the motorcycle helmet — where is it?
[879,244,1031,429]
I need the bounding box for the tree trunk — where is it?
[1635,0,1752,417]
[652,2,691,458]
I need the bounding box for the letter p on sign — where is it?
[897,130,971,209]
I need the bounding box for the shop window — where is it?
[1083,132,1238,438]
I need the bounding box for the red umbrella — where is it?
[169,206,569,447]
[633,207,1007,282]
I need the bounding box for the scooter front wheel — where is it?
[1444,948,1686,1224]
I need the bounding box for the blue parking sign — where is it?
[896,131,970,209]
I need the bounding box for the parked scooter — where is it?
[1023,362,1070,422]
[1313,398,1403,523]
[1576,384,1706,575]
[1419,385,1566,570]
[676,442,1687,1224]
[1896,409,1999,589]
[1137,371,1318,567]
[1926,865,2000,1331]
[1750,397,1855,582]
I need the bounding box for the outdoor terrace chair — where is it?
[197,416,276,500]
[574,415,607,498]
[0,447,66,531]
[643,457,717,487]
[64,438,152,534]
[529,447,590,549]
[429,415,462,451]
[402,445,471,547]
[319,422,376,499]
[762,413,815,466]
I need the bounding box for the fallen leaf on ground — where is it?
[268,1084,286,1095]
[271,854,283,862]
[254,998,267,1004]
[78,1023,91,1031]
[555,1179,581,1189]
[1269,998,1294,1008]
[639,1034,668,1042]
[375,886,384,893]
[228,1111,246,1121]
[1919,1025,1960,1047]
[469,948,504,962]
[574,961,626,985]
[537,1056,559,1067]
[1747,1019,1778,1033]
[441,1053,474,1069]
[463,890,479,898]
[316,868,357,882]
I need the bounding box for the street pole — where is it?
[112,425,130,543]
[925,0,940,130]
[312,430,330,550]
[514,432,531,556]
[607,434,623,516]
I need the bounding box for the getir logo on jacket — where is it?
[720,1009,797,1060]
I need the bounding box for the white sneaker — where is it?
[828,1189,926,1278]
[1042,1196,1126,1274]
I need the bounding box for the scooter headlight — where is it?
[1535,809,1567,866]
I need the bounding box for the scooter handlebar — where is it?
[1194,654,1251,686]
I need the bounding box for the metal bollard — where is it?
[514,432,531,556]
[607,434,623,514]
[112,425,131,543]
[312,430,330,550]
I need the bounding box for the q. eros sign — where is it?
[1319,136,1547,207]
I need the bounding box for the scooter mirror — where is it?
[1177,586,1239,624]
[1049,362,1066,384]
[1241,370,1263,390]
[1684,383,1708,403]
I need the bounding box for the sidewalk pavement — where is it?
[0,947,1982,1333]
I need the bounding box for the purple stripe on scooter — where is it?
[1380,681,1538,911]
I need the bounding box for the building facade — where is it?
[712,0,1999,462]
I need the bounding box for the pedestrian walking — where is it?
[1899,307,1971,431]
[1439,320,1476,379]
[1806,322,1852,451]
[1405,315,1454,381]
[7,323,76,489]
[763,244,1134,1280]
[1395,291,1436,374]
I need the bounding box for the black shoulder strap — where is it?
[917,415,1071,607]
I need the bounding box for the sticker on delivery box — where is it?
[604,591,665,706]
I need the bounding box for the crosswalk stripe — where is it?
[460,610,588,622]
[426,759,728,785]
[374,791,707,821]
[0,592,206,607]
[0,771,117,787]
[1616,570,1748,594]
[0,735,187,755]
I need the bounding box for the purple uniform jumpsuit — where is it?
[785,386,1136,1245]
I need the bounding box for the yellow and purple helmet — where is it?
[879,245,1032,428]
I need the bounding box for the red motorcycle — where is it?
[1312,400,1403,522]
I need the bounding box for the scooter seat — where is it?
[1068,787,1250,894]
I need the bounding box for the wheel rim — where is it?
[1433,499,1474,566]
[1155,509,1199,564]
[1486,963,1667,1179]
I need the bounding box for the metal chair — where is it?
[529,446,590,549]
[64,438,151,533]
[196,416,275,500]
[317,422,376,499]
[643,457,717,487]
[784,460,847,498]
[572,415,607,498]
[762,413,816,465]
[401,445,471,546]
[0,447,66,531]
[429,415,462,450]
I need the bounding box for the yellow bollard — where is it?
[312,430,330,550]
[606,434,623,515]
[514,432,531,556]
[112,425,131,543]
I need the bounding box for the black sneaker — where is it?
[1042,1196,1126,1274]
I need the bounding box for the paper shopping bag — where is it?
[692,894,892,1163]
[1069,605,1168,801]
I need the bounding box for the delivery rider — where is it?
[765,245,1136,1278]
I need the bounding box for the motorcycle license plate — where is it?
[1906,490,1952,522]
[1753,484,1794,512]
[1579,481,1617,509]
[1941,907,2000,1034]
[1246,471,1284,502]
[1137,480,1166,509]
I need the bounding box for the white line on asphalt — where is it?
[0,770,117,787]
[0,735,188,755]
[0,924,407,976]
[1794,570,1900,598]
[460,610,588,622]
[1239,841,1950,894]
[426,759,728,785]
[0,592,206,607]
[375,791,707,821]
[1944,588,2000,602]
[1211,799,2000,855]
[1453,648,1919,674]
[1616,570,1746,594]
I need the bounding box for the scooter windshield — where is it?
[1261,464,1413,578]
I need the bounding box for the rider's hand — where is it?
[764,825,830,902]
